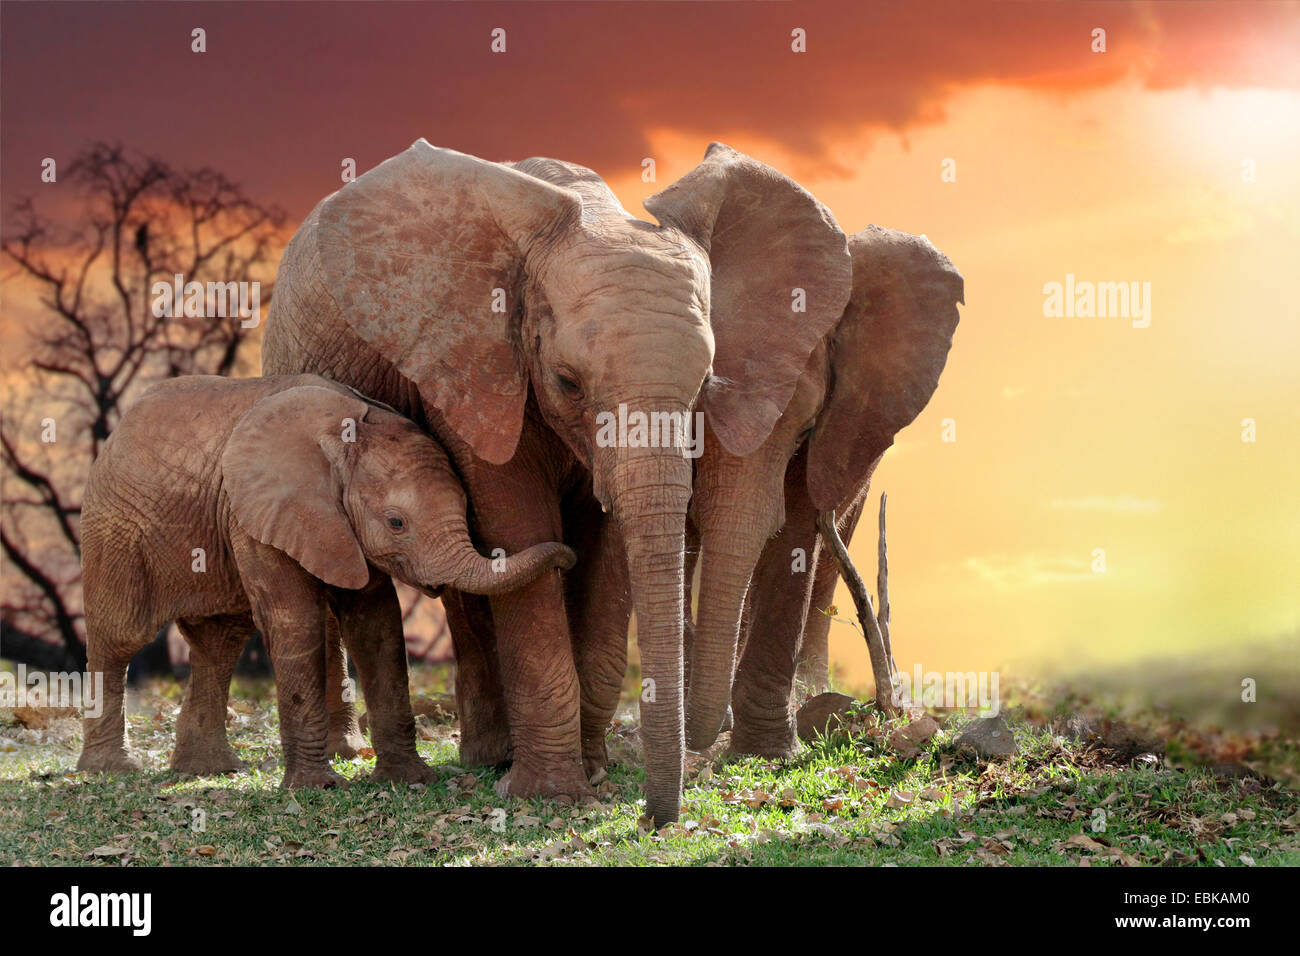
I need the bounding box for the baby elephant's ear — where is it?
[223,385,372,589]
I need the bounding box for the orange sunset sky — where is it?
[2,1,1297,687]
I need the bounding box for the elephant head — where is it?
[687,225,964,750]
[270,140,850,825]
[221,384,577,596]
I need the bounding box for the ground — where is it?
[2,661,1297,867]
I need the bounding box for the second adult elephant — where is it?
[262,140,851,824]
[687,225,964,755]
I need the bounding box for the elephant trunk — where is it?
[421,513,576,597]
[449,541,575,596]
[606,431,693,828]
[687,508,771,751]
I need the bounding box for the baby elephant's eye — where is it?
[387,516,406,532]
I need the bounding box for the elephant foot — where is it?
[282,764,347,789]
[170,745,245,775]
[459,724,512,769]
[76,748,143,774]
[686,728,722,752]
[729,721,799,760]
[327,722,367,760]
[494,759,597,806]
[684,704,736,752]
[371,755,437,785]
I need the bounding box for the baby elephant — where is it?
[77,374,575,787]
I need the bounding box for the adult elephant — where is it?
[262,140,850,824]
[686,225,964,756]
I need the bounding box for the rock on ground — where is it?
[1099,719,1164,756]
[954,714,1018,758]
[888,715,941,758]
[796,692,855,742]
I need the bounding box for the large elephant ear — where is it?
[222,385,372,590]
[645,143,852,457]
[314,139,582,465]
[806,226,964,513]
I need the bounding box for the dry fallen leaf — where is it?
[1065,833,1107,853]
[12,706,79,729]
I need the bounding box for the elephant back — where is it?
[262,202,426,427]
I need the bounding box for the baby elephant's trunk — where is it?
[443,540,576,596]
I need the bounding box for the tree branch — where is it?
[818,509,900,716]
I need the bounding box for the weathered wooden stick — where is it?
[818,509,901,716]
[877,493,895,679]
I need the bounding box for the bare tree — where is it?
[1,143,285,666]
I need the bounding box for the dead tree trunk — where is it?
[877,494,895,675]
[818,507,900,716]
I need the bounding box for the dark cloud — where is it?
[2,1,1296,216]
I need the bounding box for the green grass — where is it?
[3,667,1297,866]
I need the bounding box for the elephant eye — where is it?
[387,515,406,532]
[556,372,584,400]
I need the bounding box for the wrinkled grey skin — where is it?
[261,140,851,825]
[687,227,965,756]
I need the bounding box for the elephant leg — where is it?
[729,523,813,759]
[333,576,435,784]
[683,518,735,736]
[444,589,513,768]
[729,452,821,758]
[793,556,838,695]
[171,613,252,774]
[566,494,631,780]
[77,613,156,773]
[490,573,592,803]
[451,430,592,804]
[732,485,865,756]
[232,534,343,789]
[325,611,366,758]
[722,586,752,735]
[682,517,699,693]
